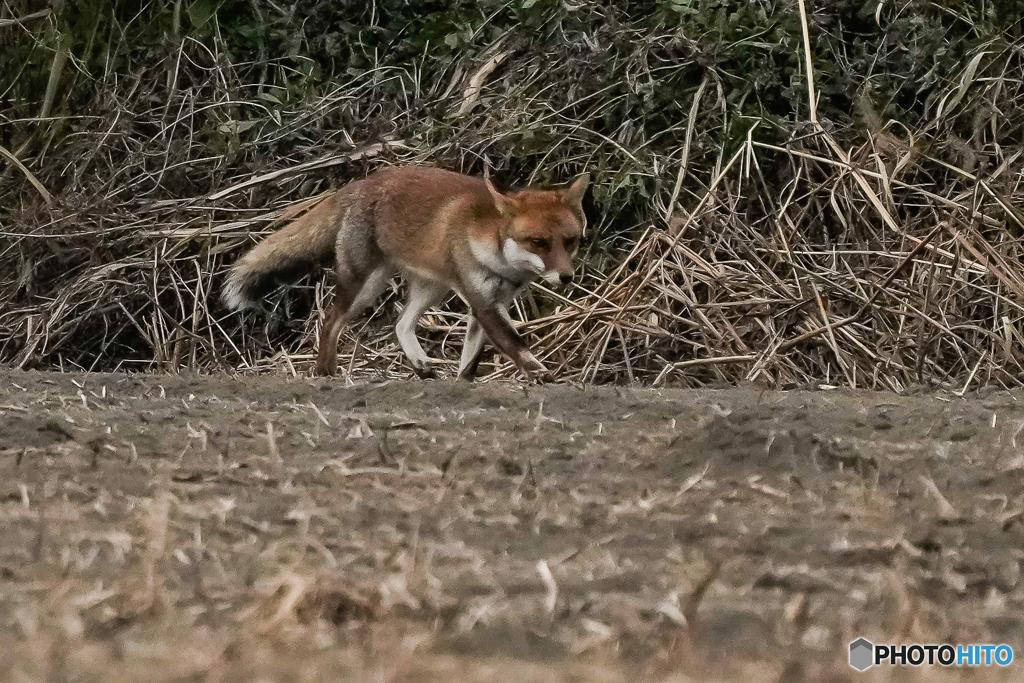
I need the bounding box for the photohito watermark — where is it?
[849,638,1014,671]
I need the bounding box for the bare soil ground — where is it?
[2,368,1023,682]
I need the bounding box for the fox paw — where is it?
[313,361,337,377]
[413,365,438,380]
[535,369,555,384]
[409,358,440,380]
[522,357,553,384]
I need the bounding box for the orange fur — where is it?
[223,166,589,381]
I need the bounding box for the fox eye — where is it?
[529,238,549,250]
[564,236,578,249]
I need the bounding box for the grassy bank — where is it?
[3,1,1024,389]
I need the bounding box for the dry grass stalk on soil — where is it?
[4,372,1023,682]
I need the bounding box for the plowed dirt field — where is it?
[2,369,1022,681]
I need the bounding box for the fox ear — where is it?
[485,178,516,218]
[562,173,590,209]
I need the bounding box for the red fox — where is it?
[223,166,589,381]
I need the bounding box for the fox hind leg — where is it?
[314,265,389,376]
[396,278,448,378]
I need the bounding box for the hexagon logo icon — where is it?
[849,638,874,671]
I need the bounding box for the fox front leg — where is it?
[396,278,448,379]
[469,304,553,383]
[457,315,486,381]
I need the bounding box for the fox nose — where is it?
[560,273,573,285]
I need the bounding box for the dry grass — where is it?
[3,2,1024,390]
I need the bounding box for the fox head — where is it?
[486,174,589,286]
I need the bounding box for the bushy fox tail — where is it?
[222,193,345,311]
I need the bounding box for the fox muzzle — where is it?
[542,270,572,286]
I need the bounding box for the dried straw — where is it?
[4,4,1024,391]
